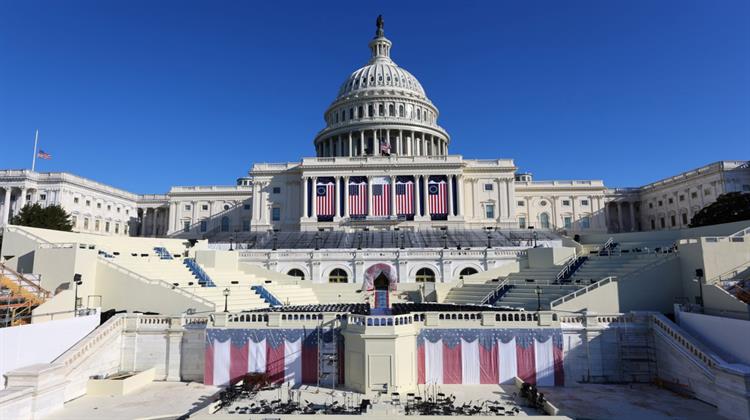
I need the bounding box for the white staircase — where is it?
[264,284,319,306]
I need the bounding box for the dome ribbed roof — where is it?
[337,63,426,99]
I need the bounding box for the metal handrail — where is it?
[0,262,51,299]
[480,278,510,305]
[97,256,215,309]
[555,255,581,281]
[550,276,617,307]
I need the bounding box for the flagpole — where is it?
[31,129,39,172]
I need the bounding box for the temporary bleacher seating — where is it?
[250,285,282,307]
[184,258,215,287]
[153,247,173,259]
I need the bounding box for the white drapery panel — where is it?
[498,338,517,384]
[461,339,480,384]
[424,339,444,384]
[248,339,266,373]
[284,339,302,386]
[534,337,554,386]
[213,339,231,386]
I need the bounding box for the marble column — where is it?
[343,176,350,217]
[390,176,397,216]
[422,175,429,217]
[168,202,176,234]
[456,175,464,216]
[617,202,624,233]
[2,188,11,226]
[311,178,318,218]
[348,132,353,157]
[447,175,454,216]
[367,176,373,217]
[301,177,308,219]
[629,202,637,231]
[334,176,341,218]
[497,178,507,220]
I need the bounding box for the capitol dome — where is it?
[314,16,450,158]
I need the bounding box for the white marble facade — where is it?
[1,23,748,239]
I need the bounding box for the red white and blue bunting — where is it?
[417,329,564,386]
[204,328,344,387]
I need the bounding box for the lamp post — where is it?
[442,233,448,250]
[73,273,83,317]
[272,231,278,251]
[400,233,405,250]
[223,288,230,313]
[533,230,539,248]
[535,285,542,313]
[314,232,320,250]
[693,269,705,308]
[229,236,234,251]
[486,228,493,249]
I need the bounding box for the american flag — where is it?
[348,179,367,216]
[316,181,335,217]
[428,179,448,215]
[371,179,390,216]
[379,136,390,155]
[37,150,52,160]
[395,178,414,215]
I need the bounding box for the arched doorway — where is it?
[539,213,550,229]
[415,267,436,283]
[329,268,348,283]
[287,269,305,281]
[373,273,389,309]
[459,267,478,279]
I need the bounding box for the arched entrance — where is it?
[373,272,390,310]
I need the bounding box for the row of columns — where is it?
[316,129,447,157]
[140,207,167,237]
[608,201,638,232]
[301,174,463,219]
[0,187,27,226]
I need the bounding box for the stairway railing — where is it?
[550,276,617,308]
[183,258,215,287]
[481,278,511,305]
[251,285,282,307]
[555,255,588,282]
[0,262,51,303]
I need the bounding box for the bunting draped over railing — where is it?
[417,329,564,386]
[204,328,344,387]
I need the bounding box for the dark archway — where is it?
[374,273,389,290]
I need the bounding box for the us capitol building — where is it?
[1,19,748,242]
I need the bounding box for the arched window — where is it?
[389,104,395,116]
[378,104,384,116]
[415,267,435,283]
[349,108,354,120]
[358,106,363,118]
[399,105,404,117]
[368,104,374,117]
[459,267,478,279]
[287,269,305,280]
[539,213,550,229]
[221,216,230,232]
[329,268,348,283]
[416,108,421,120]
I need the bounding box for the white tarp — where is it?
[0,311,99,390]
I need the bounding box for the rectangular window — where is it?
[668,198,673,204]
[242,220,250,231]
[272,207,281,221]
[484,184,493,191]
[95,220,100,231]
[184,221,190,233]
[105,222,110,232]
[97,203,101,209]
[71,216,77,227]
[86,200,91,206]
[581,199,589,206]
[115,223,119,234]
[743,185,750,192]
[126,209,129,215]
[660,218,665,228]
[184,204,191,211]
[581,217,590,229]
[485,204,495,219]
[202,204,209,211]
[517,201,525,207]
[704,189,711,195]
[272,186,281,194]
[39,194,47,201]
[649,203,653,209]
[84,218,89,229]
[74,197,79,204]
[658,200,663,207]
[691,192,698,199]
[679,195,685,201]
[519,217,526,229]
[650,219,656,230]
[681,213,688,225]
[243,204,251,210]
[200,220,207,232]
[107,205,111,210]
[117,207,120,213]
[670,215,676,227]
[564,216,572,229]
[562,200,570,206]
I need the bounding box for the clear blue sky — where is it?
[1,1,748,194]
